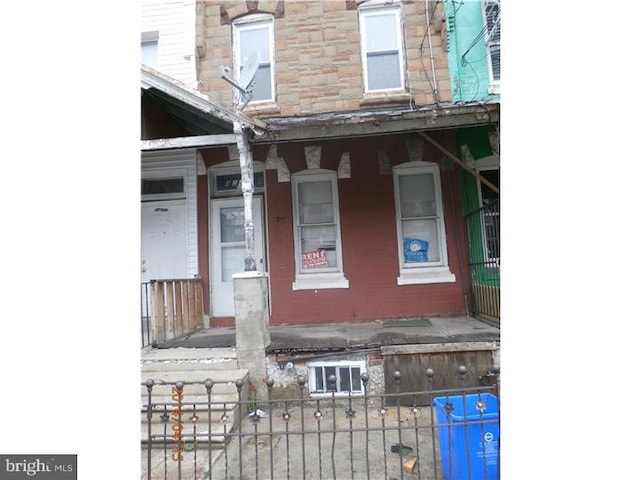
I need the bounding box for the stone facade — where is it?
[196,0,451,118]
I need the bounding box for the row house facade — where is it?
[141,0,500,394]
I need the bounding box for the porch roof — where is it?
[140,64,268,148]
[255,100,500,144]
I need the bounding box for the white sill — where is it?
[488,83,500,95]
[397,267,456,285]
[292,273,349,291]
[309,392,364,399]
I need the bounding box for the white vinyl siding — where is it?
[233,15,275,103]
[141,149,199,278]
[359,5,405,92]
[292,170,348,290]
[393,162,455,285]
[141,0,197,87]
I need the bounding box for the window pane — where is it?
[221,245,244,281]
[367,52,401,90]
[298,181,334,224]
[300,225,337,269]
[339,367,351,392]
[220,207,245,243]
[402,218,440,262]
[252,64,272,101]
[141,40,158,67]
[351,368,361,392]
[364,14,397,52]
[142,178,184,195]
[240,28,270,64]
[315,367,325,392]
[325,366,337,390]
[399,173,436,217]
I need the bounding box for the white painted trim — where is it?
[308,359,366,396]
[141,150,199,278]
[291,170,349,290]
[232,14,276,104]
[358,3,406,93]
[393,161,455,284]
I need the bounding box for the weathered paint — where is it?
[383,349,497,405]
[445,0,498,102]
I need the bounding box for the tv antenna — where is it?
[219,52,260,110]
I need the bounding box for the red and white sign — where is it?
[302,249,328,268]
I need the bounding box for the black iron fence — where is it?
[464,200,500,324]
[142,365,500,480]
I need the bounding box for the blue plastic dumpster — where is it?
[433,393,499,480]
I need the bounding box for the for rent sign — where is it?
[302,249,328,268]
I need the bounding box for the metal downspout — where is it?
[445,154,471,316]
[425,0,441,105]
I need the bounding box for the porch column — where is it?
[233,271,271,402]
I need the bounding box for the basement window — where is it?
[308,361,366,396]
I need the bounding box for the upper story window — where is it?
[291,170,348,291]
[232,14,275,103]
[141,31,159,68]
[484,0,500,92]
[359,4,406,92]
[393,162,455,285]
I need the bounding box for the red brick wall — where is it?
[263,134,467,325]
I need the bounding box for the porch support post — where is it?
[234,122,256,271]
[233,272,271,401]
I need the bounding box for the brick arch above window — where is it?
[219,1,285,25]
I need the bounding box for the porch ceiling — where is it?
[142,88,234,137]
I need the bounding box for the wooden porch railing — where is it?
[148,277,204,346]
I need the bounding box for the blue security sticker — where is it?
[404,238,429,262]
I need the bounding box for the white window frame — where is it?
[141,31,159,68]
[208,162,266,198]
[232,14,275,104]
[141,170,187,202]
[393,162,455,285]
[308,360,366,397]
[475,156,500,266]
[291,170,349,291]
[483,0,500,94]
[358,3,406,93]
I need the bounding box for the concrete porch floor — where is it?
[156,316,500,353]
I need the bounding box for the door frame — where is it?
[209,195,266,317]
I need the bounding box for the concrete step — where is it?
[141,391,240,412]
[141,346,237,363]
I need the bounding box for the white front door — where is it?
[211,197,265,317]
[141,200,188,284]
